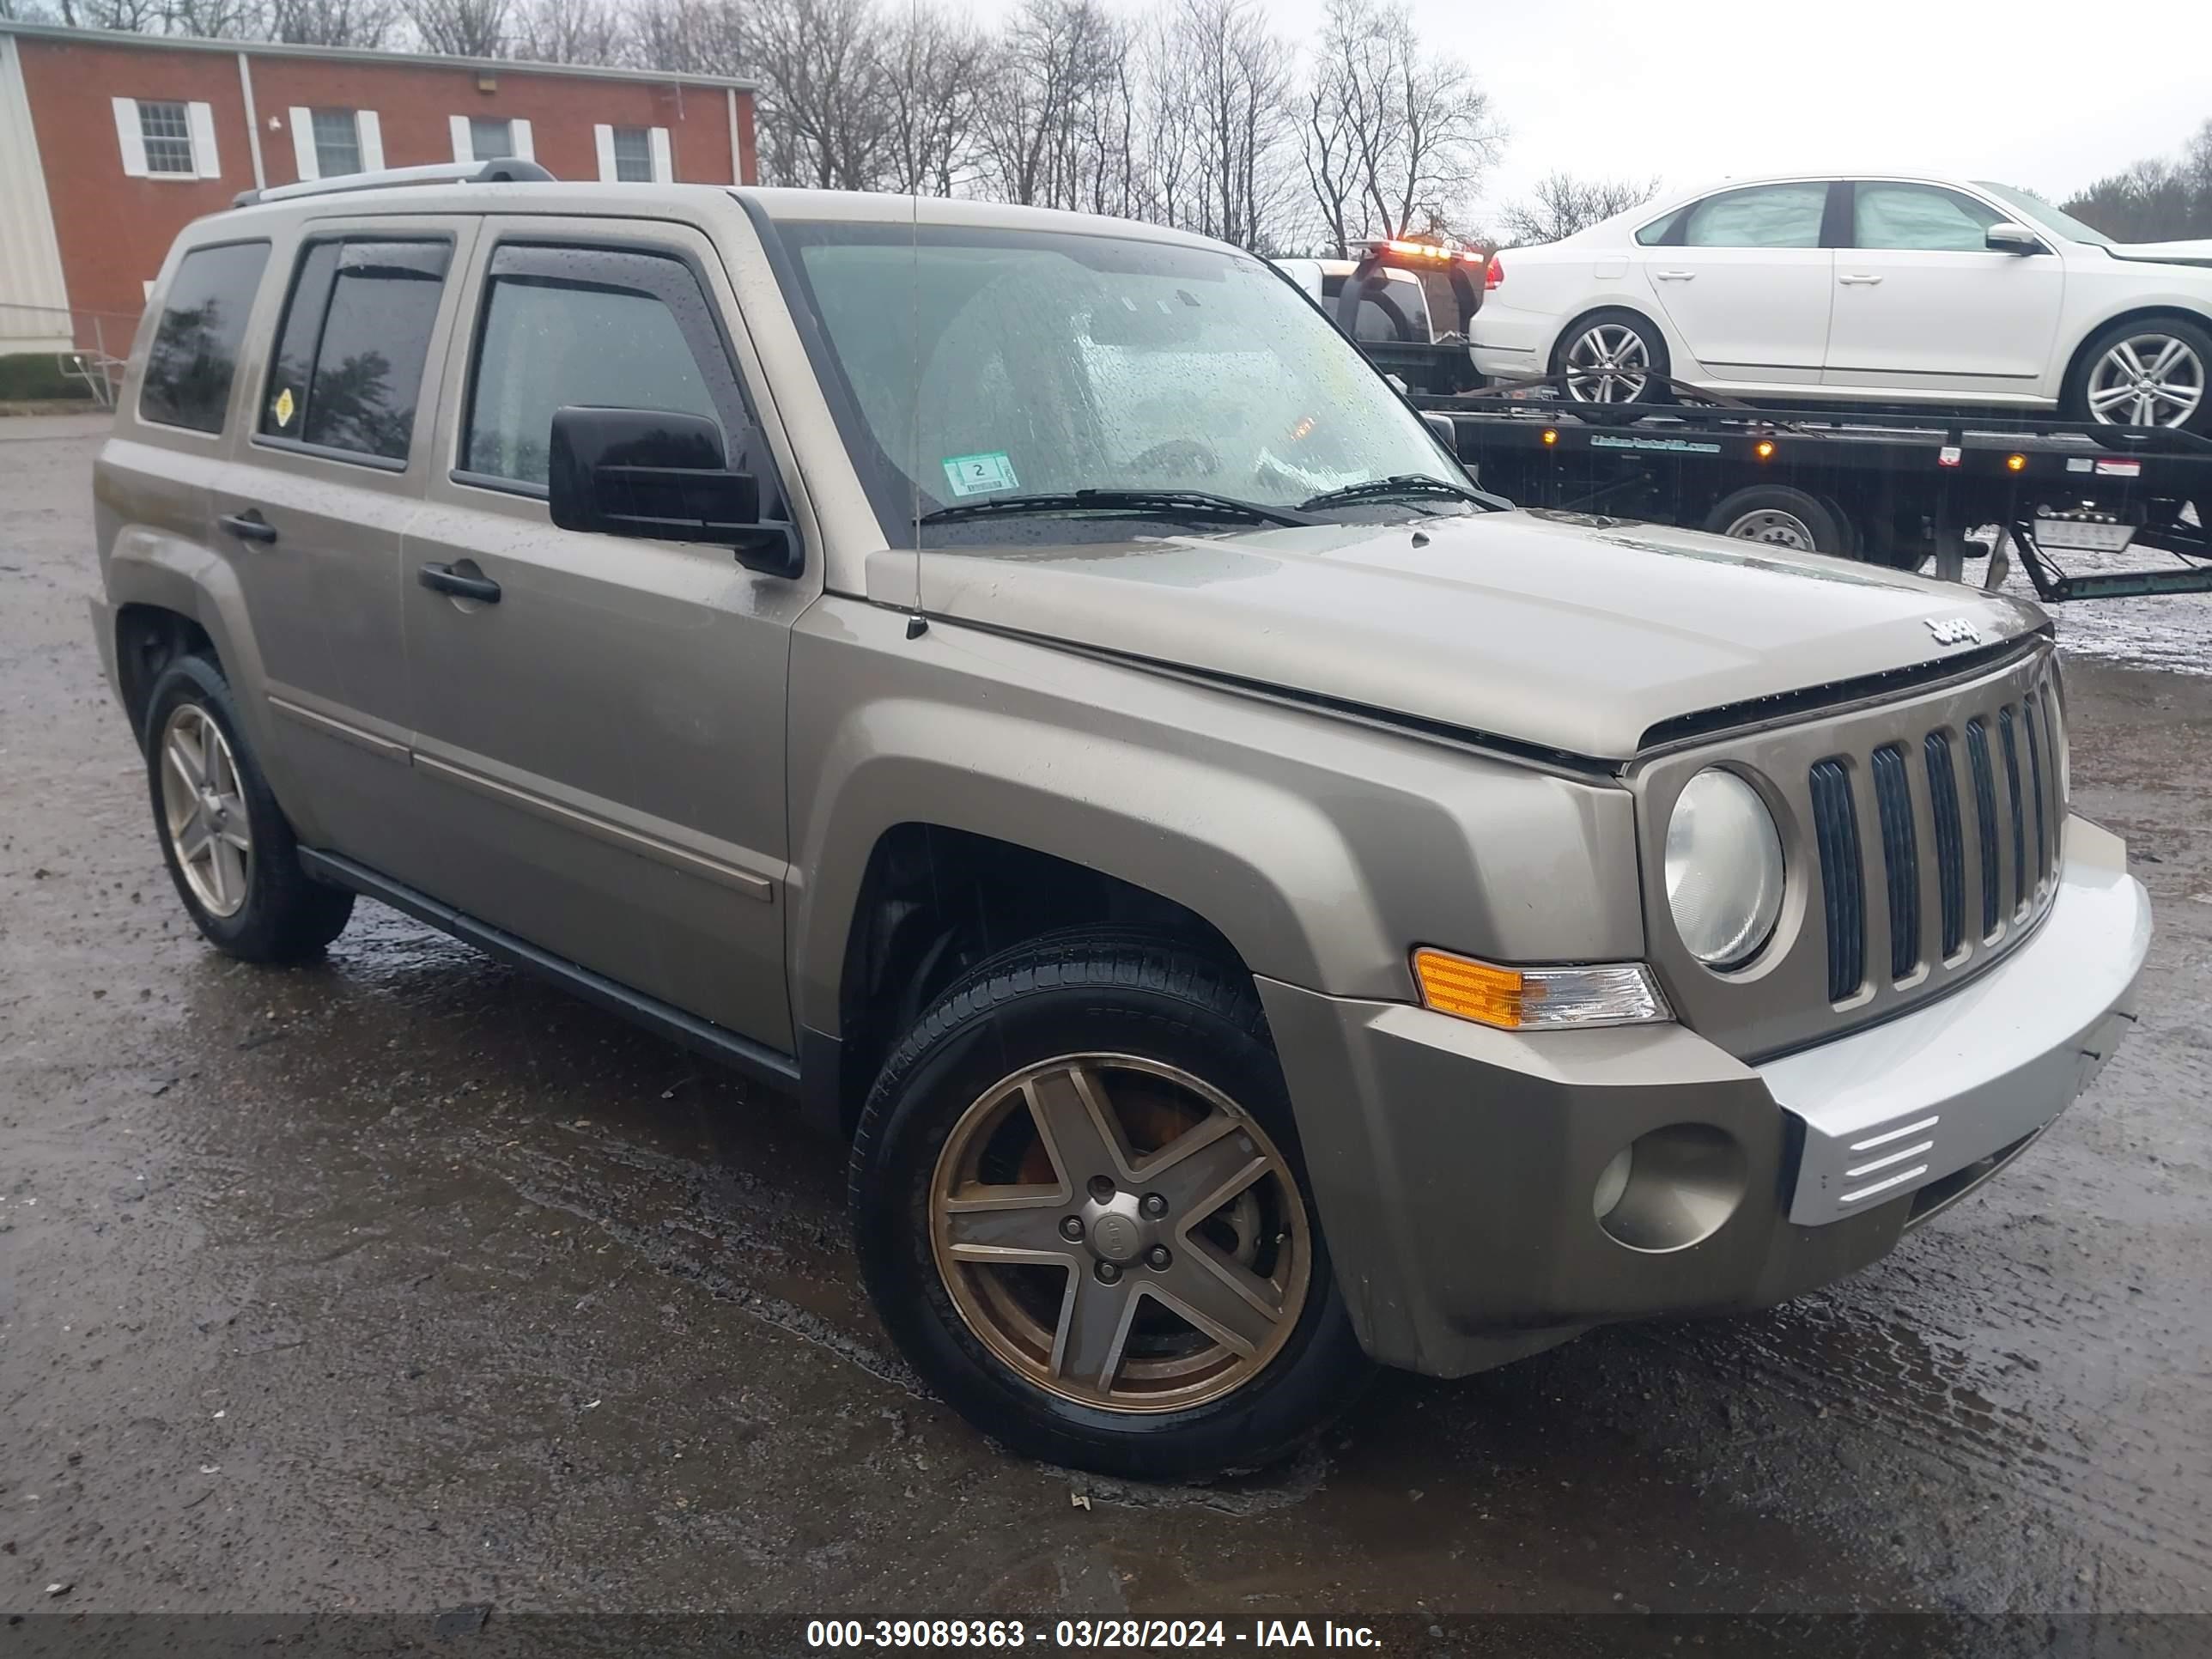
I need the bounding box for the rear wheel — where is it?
[850,932,1371,1479]
[1702,485,1850,556]
[1554,308,1669,410]
[143,655,353,963]
[2063,316,2212,435]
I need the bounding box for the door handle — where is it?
[1838,274,1885,285]
[417,562,501,604]
[1653,270,1696,281]
[217,509,277,544]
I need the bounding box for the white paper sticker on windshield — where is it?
[942,452,1019,497]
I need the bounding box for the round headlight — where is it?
[1665,769,1784,968]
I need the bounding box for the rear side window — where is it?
[259,238,453,465]
[1640,183,1829,249]
[138,241,270,434]
[459,245,752,493]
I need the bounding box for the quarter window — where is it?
[259,239,453,464]
[137,100,194,174]
[460,247,732,489]
[140,241,270,434]
[311,109,363,177]
[1850,183,2005,252]
[1678,183,1829,249]
[611,126,654,183]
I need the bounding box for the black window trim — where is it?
[248,229,458,474]
[135,234,274,441]
[448,234,790,542]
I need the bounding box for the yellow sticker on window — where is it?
[272,386,295,428]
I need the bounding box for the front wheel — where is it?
[2064,316,2212,435]
[1702,484,1850,556]
[849,932,1372,1479]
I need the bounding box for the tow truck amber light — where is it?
[1412,948,1671,1031]
[1541,428,1559,446]
[2008,453,2028,471]
[1754,440,1776,460]
[1365,237,1485,266]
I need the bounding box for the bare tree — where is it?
[511,0,621,63]
[1160,0,1297,248]
[408,0,507,56]
[34,0,169,30]
[979,0,1130,211]
[1303,0,1499,252]
[1497,172,1660,245]
[623,0,744,76]
[263,0,401,46]
[876,4,994,197]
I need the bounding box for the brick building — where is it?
[0,21,758,357]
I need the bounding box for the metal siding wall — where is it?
[0,34,73,352]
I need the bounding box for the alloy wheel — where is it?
[1564,323,1653,404]
[2085,333,2206,428]
[159,703,252,918]
[928,1054,1310,1413]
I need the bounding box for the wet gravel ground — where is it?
[4,415,2209,1621]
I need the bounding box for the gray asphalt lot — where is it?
[3,414,2209,1623]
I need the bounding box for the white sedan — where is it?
[1470,172,2212,434]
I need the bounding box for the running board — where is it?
[299,848,802,1094]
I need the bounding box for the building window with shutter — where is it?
[138,101,195,174]
[611,126,653,183]
[312,110,362,176]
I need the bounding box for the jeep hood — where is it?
[878,510,2045,761]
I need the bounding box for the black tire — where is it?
[1551,307,1671,422]
[2062,313,2212,438]
[143,654,354,963]
[849,930,1373,1480]
[1701,484,1849,556]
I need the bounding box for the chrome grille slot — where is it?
[1998,706,2028,914]
[1870,744,1920,982]
[2023,693,2048,884]
[1965,717,2002,938]
[1923,732,1966,958]
[1808,758,1864,1002]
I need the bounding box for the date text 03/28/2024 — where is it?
[806,1620,1382,1649]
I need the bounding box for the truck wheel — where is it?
[1553,307,1668,411]
[2063,315,2211,435]
[1703,485,1849,556]
[849,931,1372,1479]
[143,655,354,963]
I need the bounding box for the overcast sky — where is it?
[1024,0,2212,226]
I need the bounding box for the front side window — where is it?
[140,241,270,434]
[312,109,362,177]
[1678,183,1829,248]
[138,100,195,175]
[470,117,514,161]
[611,126,654,183]
[459,246,742,493]
[259,239,453,463]
[770,221,1464,547]
[1850,183,2004,252]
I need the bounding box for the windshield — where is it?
[766,219,1466,547]
[1972,181,2114,247]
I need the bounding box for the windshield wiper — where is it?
[1299,474,1491,511]
[918,489,1316,529]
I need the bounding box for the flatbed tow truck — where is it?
[1327,240,2212,601]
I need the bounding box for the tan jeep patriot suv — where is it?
[90,162,2151,1479]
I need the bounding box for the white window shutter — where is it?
[358,110,384,172]
[649,127,672,184]
[187,101,220,179]
[510,118,533,161]
[593,124,616,182]
[288,106,318,181]
[112,97,149,178]
[449,114,471,162]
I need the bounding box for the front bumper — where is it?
[1257,817,2148,1377]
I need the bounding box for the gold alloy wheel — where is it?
[158,703,253,919]
[928,1054,1311,1414]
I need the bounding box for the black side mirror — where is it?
[547,406,800,576]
